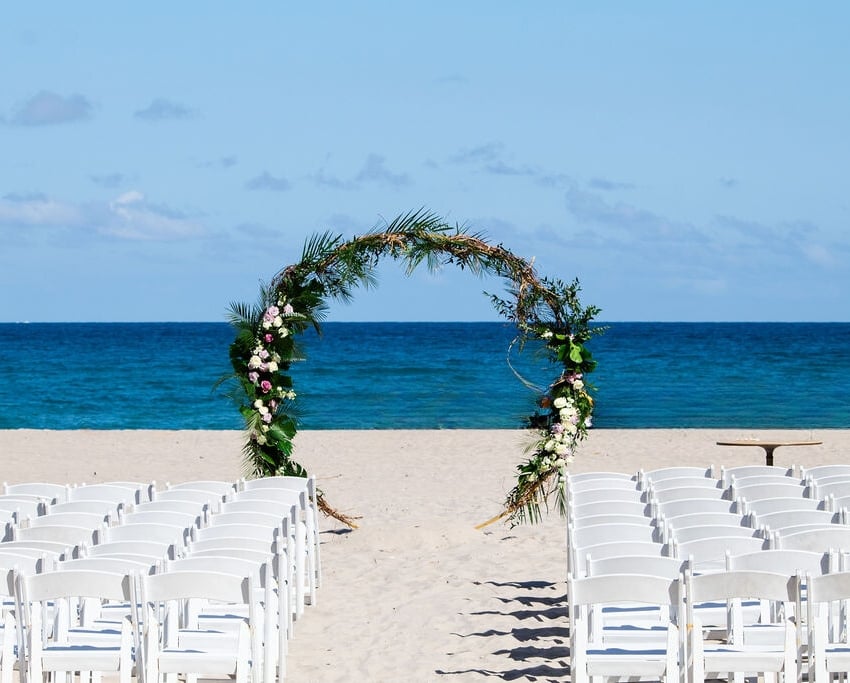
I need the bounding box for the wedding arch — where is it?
[224,210,602,527]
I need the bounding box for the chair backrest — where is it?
[190,523,279,547]
[639,466,714,484]
[566,488,644,506]
[674,535,767,571]
[56,556,155,574]
[3,482,68,503]
[647,476,722,493]
[0,497,44,518]
[726,548,831,575]
[585,554,686,579]
[166,480,237,496]
[651,486,727,504]
[185,536,282,556]
[661,511,746,531]
[572,513,656,529]
[0,540,71,557]
[800,464,850,482]
[668,525,761,545]
[741,496,827,515]
[117,509,202,529]
[569,571,680,611]
[96,522,189,547]
[776,527,850,553]
[28,511,109,529]
[43,500,123,516]
[83,539,176,561]
[150,488,223,513]
[18,567,133,604]
[654,497,739,518]
[720,465,796,487]
[569,499,650,520]
[731,482,808,503]
[751,509,840,532]
[67,484,140,505]
[206,511,286,530]
[13,523,96,547]
[238,475,312,494]
[814,481,850,500]
[127,500,207,516]
[569,522,656,550]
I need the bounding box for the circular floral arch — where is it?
[225,210,602,527]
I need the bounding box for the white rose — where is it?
[279,327,290,338]
[565,422,578,434]
[256,435,267,445]
[555,443,569,456]
[273,316,283,327]
[258,406,269,415]
[553,396,568,409]
[554,458,566,468]
[253,399,263,409]
[262,320,271,330]
[544,439,556,452]
[266,361,279,373]
[248,355,262,369]
[573,379,585,391]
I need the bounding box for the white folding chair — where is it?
[15,569,135,683]
[672,535,768,574]
[162,555,284,681]
[685,568,798,683]
[135,568,262,683]
[804,570,850,682]
[236,474,320,578]
[150,488,223,514]
[568,572,681,683]
[165,480,237,497]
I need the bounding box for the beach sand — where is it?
[2,428,847,681]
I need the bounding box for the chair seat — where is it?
[586,651,671,676]
[158,649,241,673]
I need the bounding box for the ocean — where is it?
[0,322,847,430]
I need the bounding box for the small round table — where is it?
[715,439,823,466]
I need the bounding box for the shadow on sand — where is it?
[435,580,570,681]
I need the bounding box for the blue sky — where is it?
[2,4,849,322]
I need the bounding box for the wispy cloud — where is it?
[0,190,204,242]
[448,142,503,165]
[245,171,291,192]
[134,98,197,121]
[588,177,635,191]
[6,91,93,126]
[354,154,411,188]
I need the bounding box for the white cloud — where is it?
[134,98,196,121]
[0,191,204,242]
[7,91,93,126]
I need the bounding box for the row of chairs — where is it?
[0,475,322,682]
[567,465,850,576]
[567,465,850,681]
[570,561,850,683]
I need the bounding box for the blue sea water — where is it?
[0,322,847,430]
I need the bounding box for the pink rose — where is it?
[260,380,272,393]
[248,372,259,383]
[266,305,280,317]
[264,333,274,343]
[283,304,294,315]
[262,412,273,423]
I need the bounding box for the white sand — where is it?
[2,428,847,681]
